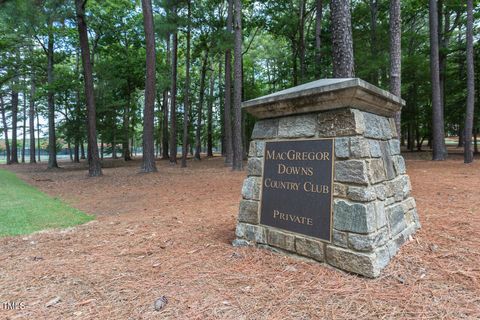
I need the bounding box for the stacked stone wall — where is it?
[234,108,420,277]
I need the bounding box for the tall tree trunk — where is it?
[112,127,117,159]
[11,76,19,164]
[29,68,36,163]
[156,92,162,158]
[1,97,10,164]
[410,82,418,152]
[68,141,73,161]
[182,0,191,168]
[47,21,58,168]
[169,10,178,165]
[429,0,447,160]
[140,0,158,173]
[74,141,79,162]
[315,0,323,78]
[195,51,209,160]
[22,91,26,163]
[76,0,103,177]
[74,50,81,164]
[219,59,225,156]
[390,0,402,138]
[224,0,234,165]
[207,72,214,157]
[36,112,41,162]
[299,0,306,83]
[464,0,475,163]
[123,96,132,161]
[131,136,135,156]
[437,0,447,119]
[370,0,378,85]
[291,40,298,86]
[162,89,169,159]
[81,140,86,159]
[232,0,243,171]
[330,0,355,78]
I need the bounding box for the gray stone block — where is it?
[333,200,376,234]
[384,180,395,198]
[326,246,380,278]
[232,239,250,247]
[412,208,421,229]
[235,222,247,238]
[236,223,267,244]
[267,229,295,252]
[405,208,421,230]
[252,119,278,139]
[366,158,386,184]
[386,232,407,258]
[317,108,365,137]
[333,183,348,197]
[374,184,387,200]
[363,112,392,140]
[238,200,259,224]
[335,137,350,158]
[333,229,348,248]
[348,228,388,252]
[278,114,317,138]
[335,160,369,185]
[295,237,325,262]
[247,157,263,176]
[402,176,412,198]
[248,140,266,158]
[389,118,398,138]
[375,201,387,229]
[400,197,416,213]
[347,186,377,202]
[385,197,395,206]
[388,139,401,155]
[241,177,261,201]
[369,139,382,157]
[386,203,407,236]
[401,223,417,240]
[248,141,256,157]
[392,155,406,175]
[242,79,403,120]
[391,175,411,201]
[375,245,391,270]
[380,142,396,180]
[350,136,370,158]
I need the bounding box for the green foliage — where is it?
[1,0,479,160]
[0,169,93,237]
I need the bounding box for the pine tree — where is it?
[464,0,475,163]
[330,0,354,78]
[232,0,243,171]
[140,0,157,173]
[429,0,447,160]
[75,0,102,176]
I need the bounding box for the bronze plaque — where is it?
[260,139,334,242]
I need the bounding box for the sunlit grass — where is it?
[0,169,93,237]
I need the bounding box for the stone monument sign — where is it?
[233,78,421,278]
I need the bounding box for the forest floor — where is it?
[1,151,479,319]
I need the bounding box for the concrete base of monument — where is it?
[233,79,421,278]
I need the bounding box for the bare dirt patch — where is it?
[1,155,479,319]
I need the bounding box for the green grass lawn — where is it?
[0,169,93,237]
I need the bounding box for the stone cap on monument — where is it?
[242,78,405,119]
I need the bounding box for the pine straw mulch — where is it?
[1,154,479,319]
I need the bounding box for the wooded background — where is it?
[0,0,478,176]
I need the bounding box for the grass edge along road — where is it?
[0,168,93,237]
